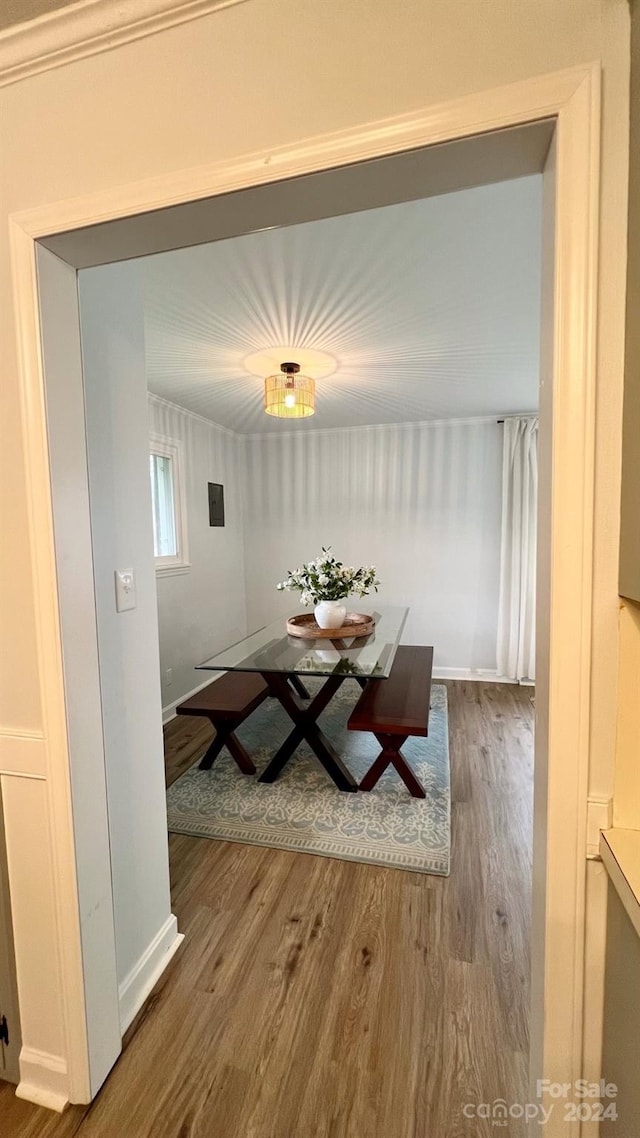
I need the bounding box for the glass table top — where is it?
[197,606,408,679]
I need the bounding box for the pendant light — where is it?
[264,361,315,418]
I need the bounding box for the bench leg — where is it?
[199,717,256,775]
[358,750,394,792]
[359,734,426,799]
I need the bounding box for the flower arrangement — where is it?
[277,548,379,607]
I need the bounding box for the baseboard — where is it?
[16,1047,69,1112]
[162,673,222,725]
[433,667,517,684]
[118,915,184,1034]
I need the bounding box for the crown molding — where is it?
[0,0,250,88]
[147,390,240,439]
[242,413,505,443]
[148,393,532,442]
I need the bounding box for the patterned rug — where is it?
[166,680,450,875]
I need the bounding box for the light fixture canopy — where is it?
[264,361,315,418]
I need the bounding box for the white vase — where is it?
[314,599,347,629]
[314,648,341,663]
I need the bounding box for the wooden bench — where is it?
[176,673,269,774]
[347,645,434,798]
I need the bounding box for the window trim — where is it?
[149,432,190,575]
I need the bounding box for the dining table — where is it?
[196,605,408,792]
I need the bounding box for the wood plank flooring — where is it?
[1,681,534,1138]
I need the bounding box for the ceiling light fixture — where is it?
[264,361,315,419]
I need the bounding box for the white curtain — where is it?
[496,417,538,682]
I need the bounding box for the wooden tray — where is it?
[286,613,375,640]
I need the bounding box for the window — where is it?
[149,435,189,574]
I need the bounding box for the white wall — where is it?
[242,418,503,672]
[78,264,178,1020]
[148,395,247,712]
[150,408,503,691]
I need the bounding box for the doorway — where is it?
[69,175,541,1130]
[7,65,598,1118]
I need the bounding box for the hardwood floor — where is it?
[1,681,533,1138]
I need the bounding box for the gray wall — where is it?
[148,396,248,712]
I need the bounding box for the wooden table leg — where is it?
[288,675,311,699]
[258,673,357,791]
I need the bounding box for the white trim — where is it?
[148,391,528,441]
[149,432,190,572]
[6,63,599,1110]
[582,860,609,1096]
[540,66,599,1107]
[432,667,516,684]
[16,1048,69,1113]
[244,414,517,443]
[36,245,123,1099]
[0,0,250,89]
[9,214,93,1104]
[10,67,595,239]
[118,917,184,1034]
[162,672,222,725]
[0,770,46,782]
[586,795,614,860]
[156,564,192,578]
[0,730,46,778]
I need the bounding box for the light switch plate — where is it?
[114,568,136,612]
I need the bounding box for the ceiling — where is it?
[131,174,542,435]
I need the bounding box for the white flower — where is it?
[278,551,379,605]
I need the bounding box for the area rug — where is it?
[166,680,450,875]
